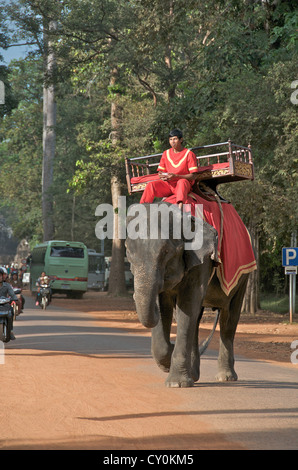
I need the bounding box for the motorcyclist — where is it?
[36,271,52,306]
[1,266,9,282]
[9,270,25,313]
[0,267,18,340]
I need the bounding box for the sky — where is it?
[0,0,33,65]
[0,45,28,65]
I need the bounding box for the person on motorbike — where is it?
[36,272,52,306]
[1,266,9,282]
[9,270,25,312]
[0,267,18,340]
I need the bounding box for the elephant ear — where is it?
[182,214,219,271]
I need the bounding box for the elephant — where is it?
[125,202,250,388]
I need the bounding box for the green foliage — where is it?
[0,57,43,240]
[0,0,296,292]
[260,292,298,315]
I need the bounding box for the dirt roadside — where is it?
[48,290,298,367]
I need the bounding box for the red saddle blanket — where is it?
[164,192,257,296]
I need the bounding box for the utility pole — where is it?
[290,230,297,323]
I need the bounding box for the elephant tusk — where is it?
[199,309,220,355]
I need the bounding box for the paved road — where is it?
[0,295,297,450]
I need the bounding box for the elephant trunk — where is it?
[133,270,162,328]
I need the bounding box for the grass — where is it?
[260,292,298,314]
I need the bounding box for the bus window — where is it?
[88,255,104,273]
[50,246,85,258]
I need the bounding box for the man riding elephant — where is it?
[140,129,199,210]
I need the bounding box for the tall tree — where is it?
[42,18,57,241]
[1,0,57,240]
[107,66,126,295]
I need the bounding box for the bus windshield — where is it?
[50,246,85,258]
[88,255,104,273]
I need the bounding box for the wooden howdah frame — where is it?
[125,139,254,195]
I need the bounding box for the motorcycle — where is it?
[12,288,22,320]
[38,284,51,310]
[0,297,13,343]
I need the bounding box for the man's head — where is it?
[169,128,184,151]
[169,128,183,140]
[0,268,4,284]
[1,267,7,281]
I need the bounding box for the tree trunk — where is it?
[42,20,57,241]
[242,224,260,314]
[164,1,176,102]
[107,66,126,296]
[108,175,126,296]
[71,194,75,241]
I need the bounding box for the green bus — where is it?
[30,240,88,298]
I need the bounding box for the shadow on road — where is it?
[8,301,152,359]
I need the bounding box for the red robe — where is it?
[140,148,198,204]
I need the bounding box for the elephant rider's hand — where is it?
[159,172,175,181]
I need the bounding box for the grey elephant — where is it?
[125,202,251,388]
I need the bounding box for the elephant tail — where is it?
[199,309,220,355]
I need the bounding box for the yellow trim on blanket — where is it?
[217,260,257,296]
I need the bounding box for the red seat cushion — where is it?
[198,162,229,171]
[130,162,230,184]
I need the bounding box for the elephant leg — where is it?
[166,274,205,388]
[151,292,174,372]
[216,277,248,382]
[190,318,200,383]
[166,304,200,388]
[191,307,205,381]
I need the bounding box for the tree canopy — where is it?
[0,0,297,295]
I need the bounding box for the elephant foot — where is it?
[165,371,194,388]
[166,378,194,388]
[215,370,238,382]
